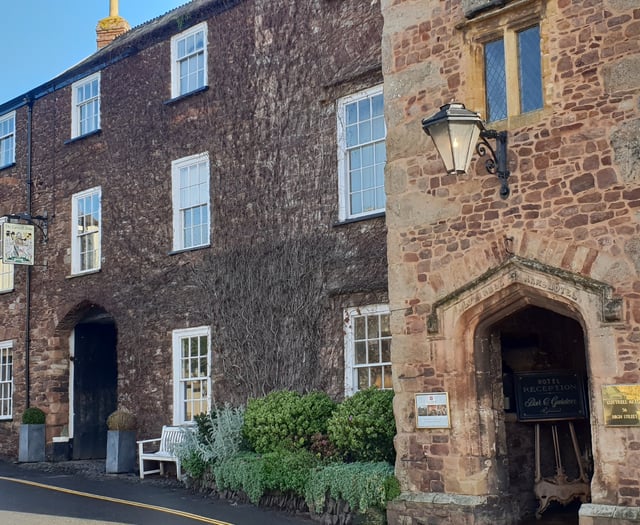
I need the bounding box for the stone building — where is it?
[383,0,640,524]
[2,0,639,523]
[0,0,387,460]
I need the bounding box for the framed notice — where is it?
[416,392,450,429]
[2,223,35,265]
[514,371,587,422]
[602,385,640,427]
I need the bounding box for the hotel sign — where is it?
[602,385,640,427]
[515,371,587,422]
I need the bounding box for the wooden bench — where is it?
[137,425,189,480]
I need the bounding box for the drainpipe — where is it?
[24,95,33,409]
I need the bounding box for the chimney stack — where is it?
[96,0,131,49]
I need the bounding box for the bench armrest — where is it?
[137,438,162,445]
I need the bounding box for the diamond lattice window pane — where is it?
[484,39,507,122]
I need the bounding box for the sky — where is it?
[0,1,189,104]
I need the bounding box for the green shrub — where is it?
[213,449,322,504]
[175,404,245,480]
[243,390,335,453]
[327,388,396,463]
[305,462,400,514]
[21,407,45,425]
[262,449,322,495]
[213,452,265,504]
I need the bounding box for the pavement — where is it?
[0,458,314,525]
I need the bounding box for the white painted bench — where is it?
[137,425,189,480]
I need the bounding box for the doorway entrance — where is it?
[71,308,117,459]
[483,305,592,524]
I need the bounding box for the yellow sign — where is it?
[602,384,640,427]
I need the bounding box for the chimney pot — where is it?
[96,0,130,49]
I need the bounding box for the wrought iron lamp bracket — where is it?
[478,129,510,199]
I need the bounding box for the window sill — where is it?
[168,244,211,256]
[0,162,16,172]
[66,268,101,279]
[0,289,14,295]
[333,211,385,227]
[487,107,551,131]
[64,129,102,145]
[164,85,209,106]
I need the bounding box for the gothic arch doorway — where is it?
[70,306,117,459]
[475,304,592,524]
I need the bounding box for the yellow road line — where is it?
[0,476,234,525]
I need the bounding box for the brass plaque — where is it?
[602,385,640,427]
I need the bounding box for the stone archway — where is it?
[390,256,622,525]
[54,302,118,459]
[475,304,591,523]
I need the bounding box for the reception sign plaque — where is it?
[602,385,640,427]
[514,371,587,422]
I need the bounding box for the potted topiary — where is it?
[19,407,46,463]
[106,410,137,474]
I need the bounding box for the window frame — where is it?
[0,340,13,420]
[0,259,14,294]
[337,85,386,222]
[71,186,102,275]
[171,152,211,252]
[71,72,101,139]
[172,326,211,425]
[0,111,16,168]
[0,218,14,293]
[463,1,549,129]
[343,304,392,396]
[482,23,543,123]
[170,22,208,99]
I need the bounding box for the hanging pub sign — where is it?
[514,370,587,422]
[602,384,640,427]
[2,222,35,265]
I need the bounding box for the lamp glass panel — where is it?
[427,120,456,173]
[448,120,482,174]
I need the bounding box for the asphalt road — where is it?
[0,460,314,525]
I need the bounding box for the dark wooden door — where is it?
[73,322,117,459]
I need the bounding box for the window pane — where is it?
[346,124,358,148]
[354,317,366,339]
[346,102,358,125]
[383,366,392,389]
[355,341,367,364]
[518,26,543,114]
[358,98,371,120]
[370,367,382,389]
[372,116,385,141]
[361,144,374,167]
[381,339,391,363]
[371,94,384,117]
[359,121,372,143]
[368,340,380,364]
[357,368,370,391]
[350,170,362,192]
[350,193,362,215]
[349,149,361,170]
[485,39,507,122]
